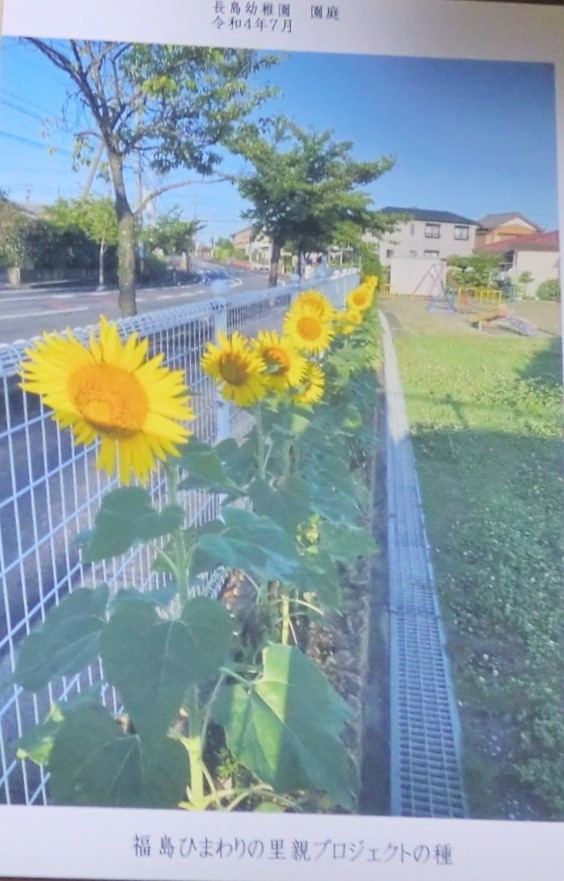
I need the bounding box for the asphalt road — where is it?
[0,260,271,346]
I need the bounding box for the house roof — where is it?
[475,230,559,252]
[477,212,541,231]
[380,207,477,226]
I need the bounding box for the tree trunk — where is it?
[116,211,137,316]
[269,240,282,288]
[108,151,137,316]
[98,236,106,288]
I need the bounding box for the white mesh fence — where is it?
[0,269,359,804]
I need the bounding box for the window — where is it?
[500,251,516,272]
[409,250,418,257]
[386,249,394,258]
[424,250,440,258]
[425,223,440,239]
[454,225,470,240]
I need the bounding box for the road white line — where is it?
[0,306,90,321]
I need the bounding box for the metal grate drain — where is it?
[381,311,466,818]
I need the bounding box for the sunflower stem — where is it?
[282,439,293,481]
[281,592,291,645]
[254,403,267,481]
[165,462,189,604]
[184,685,206,811]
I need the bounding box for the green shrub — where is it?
[536,279,560,301]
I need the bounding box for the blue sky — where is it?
[0,38,559,244]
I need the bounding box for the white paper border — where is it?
[1,2,563,880]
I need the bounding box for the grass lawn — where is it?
[383,298,562,820]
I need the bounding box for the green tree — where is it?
[49,197,118,286]
[142,209,204,270]
[447,253,504,288]
[237,123,395,286]
[26,39,277,315]
[214,236,235,261]
[215,236,235,253]
[331,219,386,278]
[0,194,101,277]
[0,193,30,270]
[21,219,98,271]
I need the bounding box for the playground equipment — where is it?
[456,287,501,311]
[471,305,536,336]
[427,285,504,316]
[388,257,447,299]
[428,283,502,314]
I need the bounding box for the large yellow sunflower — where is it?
[251,330,307,393]
[293,289,335,320]
[21,316,194,484]
[201,331,268,407]
[334,306,364,336]
[346,284,375,312]
[290,362,325,406]
[283,302,334,354]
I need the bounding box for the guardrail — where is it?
[0,269,359,805]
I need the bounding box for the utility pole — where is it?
[81,140,105,199]
[136,111,144,274]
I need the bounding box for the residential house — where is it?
[474,212,542,249]
[373,207,479,265]
[230,226,272,267]
[475,229,559,297]
[229,226,309,273]
[230,226,253,254]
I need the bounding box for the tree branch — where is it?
[136,175,238,215]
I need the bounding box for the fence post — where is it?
[211,296,231,444]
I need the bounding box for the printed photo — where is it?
[0,33,561,845]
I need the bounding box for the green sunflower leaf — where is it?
[100,595,233,742]
[177,439,244,496]
[216,435,259,488]
[305,459,362,525]
[80,487,184,562]
[15,686,102,766]
[13,586,109,692]
[109,583,178,611]
[196,508,301,582]
[212,644,356,809]
[247,476,311,534]
[319,521,377,565]
[48,703,189,807]
[293,548,341,608]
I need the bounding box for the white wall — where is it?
[509,250,559,297]
[389,257,447,296]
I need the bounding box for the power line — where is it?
[0,129,71,155]
[0,96,45,123]
[0,87,52,117]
